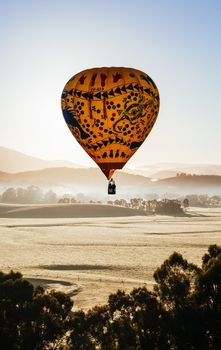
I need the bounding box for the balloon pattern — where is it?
[61,67,160,179]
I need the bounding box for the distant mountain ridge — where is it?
[0,147,221,197]
[0,167,150,188]
[0,146,84,173]
[1,146,220,178]
[0,167,220,197]
[158,174,221,187]
[126,163,221,178]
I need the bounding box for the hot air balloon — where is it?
[61,67,160,192]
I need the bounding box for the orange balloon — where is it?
[61,67,160,179]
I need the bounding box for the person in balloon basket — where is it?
[108,178,116,195]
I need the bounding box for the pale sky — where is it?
[1,0,221,167]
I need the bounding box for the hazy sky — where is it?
[1,0,221,167]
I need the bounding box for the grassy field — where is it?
[0,206,221,310]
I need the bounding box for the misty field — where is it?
[0,207,221,310]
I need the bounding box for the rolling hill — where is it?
[0,203,146,218]
[0,146,83,173]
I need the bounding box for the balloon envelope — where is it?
[61,67,160,179]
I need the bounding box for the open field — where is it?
[0,204,221,310]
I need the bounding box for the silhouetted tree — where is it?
[68,289,170,350]
[153,252,200,310]
[155,199,183,216]
[194,245,221,349]
[153,252,204,349]
[183,198,189,209]
[24,185,43,203]
[0,271,73,349]
[68,245,221,349]
[1,187,17,203]
[44,189,57,203]
[16,187,27,203]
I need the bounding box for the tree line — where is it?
[0,186,58,204]
[1,186,221,209]
[1,245,221,349]
[108,198,186,216]
[0,188,183,215]
[180,194,221,207]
